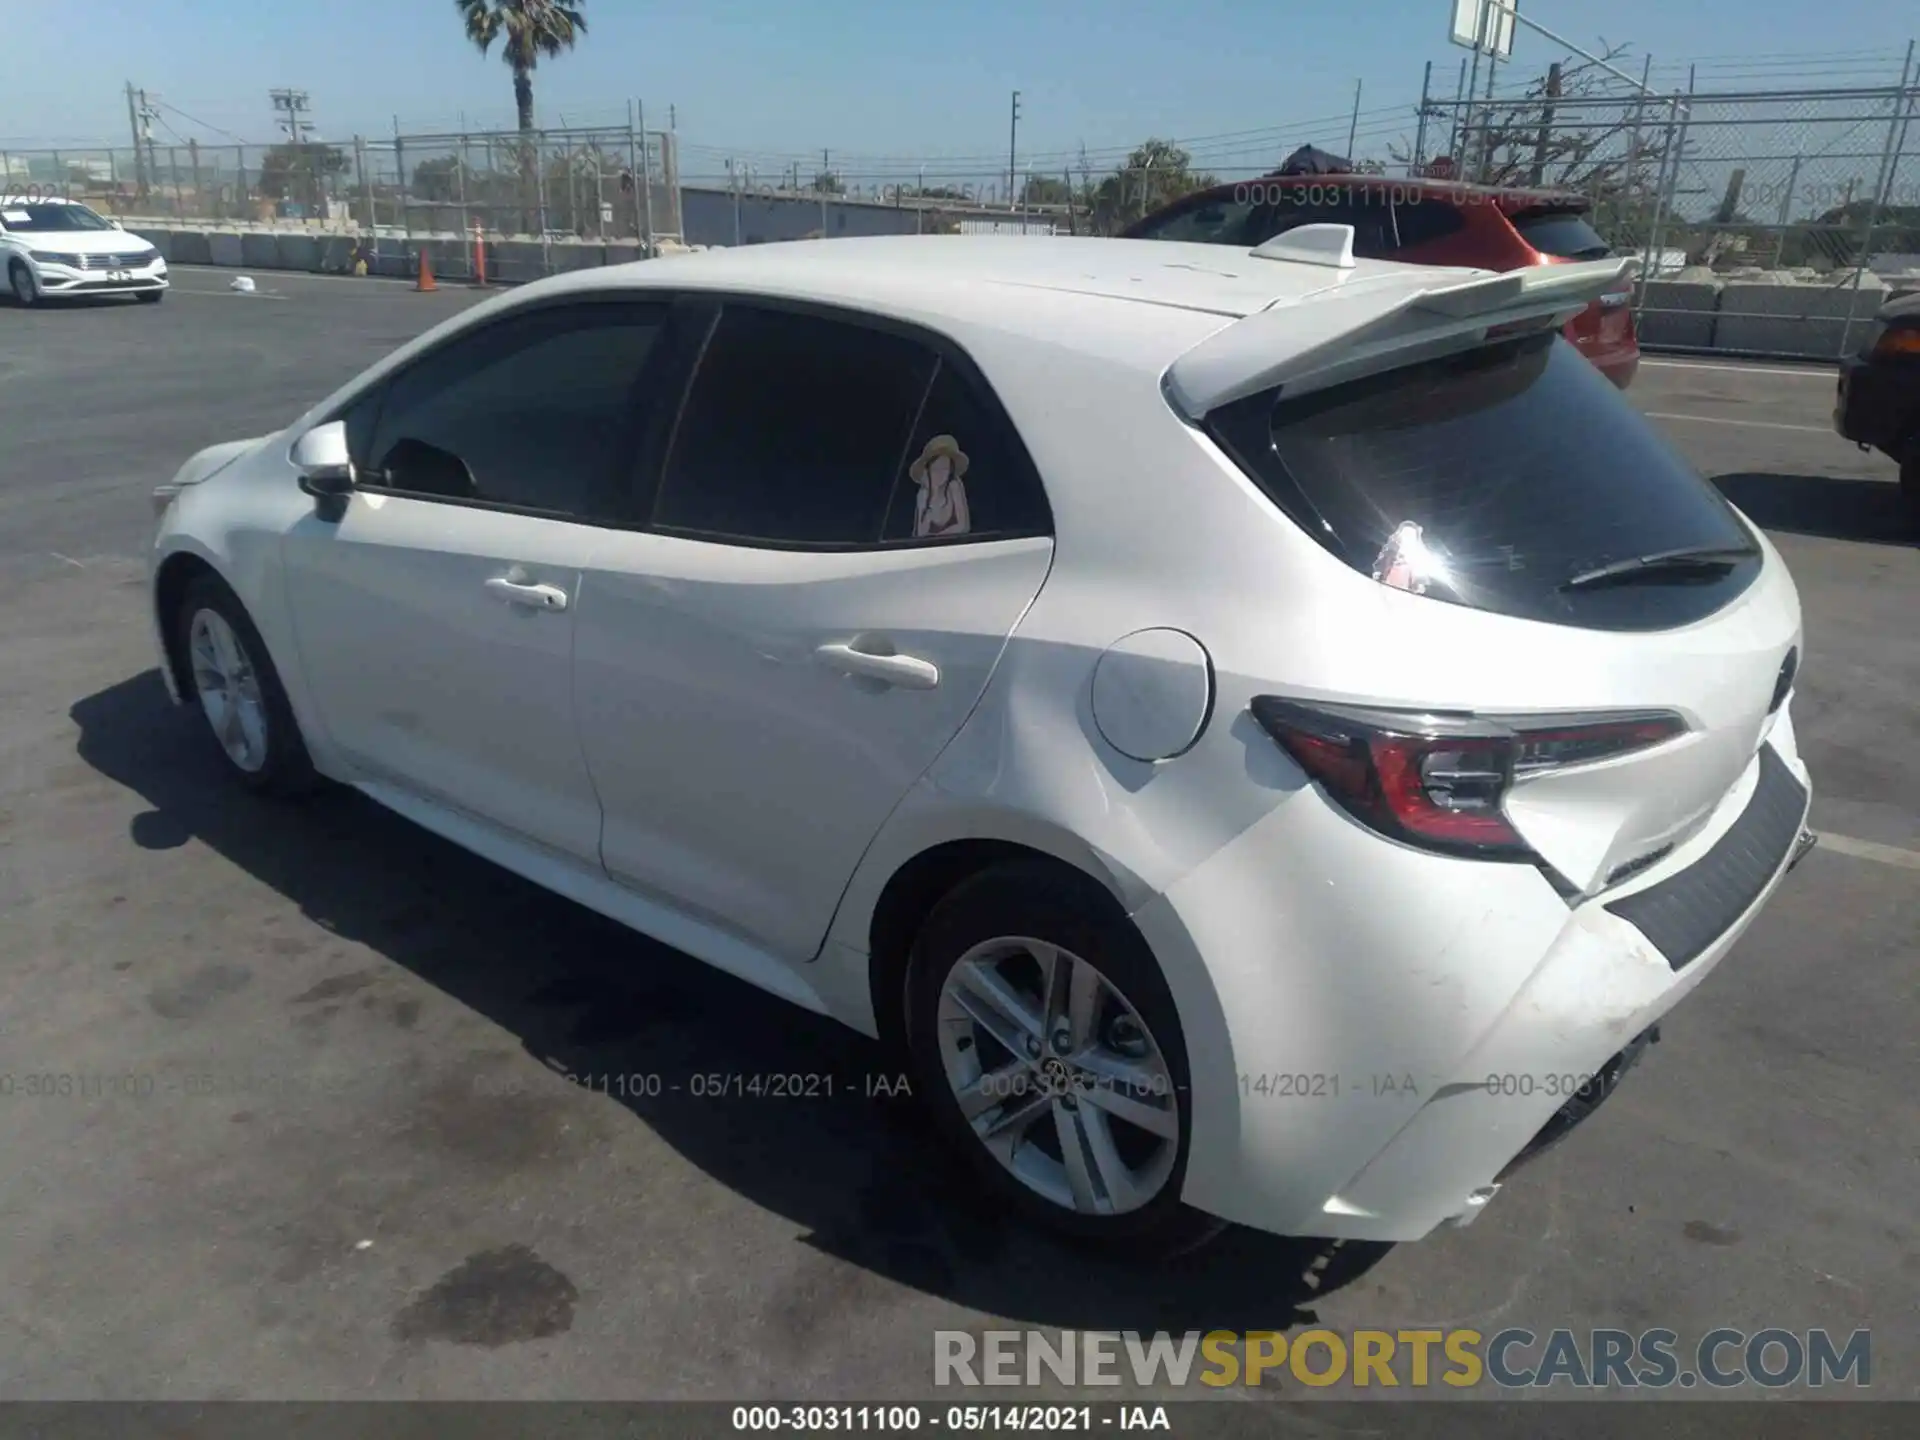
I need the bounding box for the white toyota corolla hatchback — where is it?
[149,232,1814,1252]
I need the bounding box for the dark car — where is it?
[1834,289,1920,522]
[1122,174,1641,388]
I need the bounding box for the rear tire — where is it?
[174,575,319,797]
[905,860,1225,1257]
[9,260,37,307]
[1901,451,1919,532]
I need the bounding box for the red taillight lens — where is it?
[1372,733,1520,849]
[1250,697,1687,861]
[1871,324,1920,359]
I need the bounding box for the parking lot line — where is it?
[1639,358,1835,379]
[164,285,293,301]
[1642,411,1832,434]
[1819,832,1920,871]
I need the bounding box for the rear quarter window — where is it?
[1206,334,1761,632]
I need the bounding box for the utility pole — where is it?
[1008,90,1021,211]
[1529,61,1562,187]
[270,89,315,144]
[1414,61,1433,170]
[125,82,149,200]
[138,90,163,205]
[820,147,829,235]
[1345,80,1362,161]
[269,89,317,212]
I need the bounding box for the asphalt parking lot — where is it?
[1,267,1916,1409]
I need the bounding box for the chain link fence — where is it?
[1,121,683,242]
[376,122,683,246]
[0,141,353,223]
[1416,66,1920,358]
[8,68,1910,343]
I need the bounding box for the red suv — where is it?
[1122,176,1640,388]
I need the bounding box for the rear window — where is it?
[1510,207,1612,260]
[1206,334,1761,632]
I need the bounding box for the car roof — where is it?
[531,234,1483,332]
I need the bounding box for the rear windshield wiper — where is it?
[1560,545,1759,592]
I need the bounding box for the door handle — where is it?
[815,641,939,690]
[484,575,570,612]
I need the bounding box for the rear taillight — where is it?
[1250,697,1687,860]
[1870,324,1920,359]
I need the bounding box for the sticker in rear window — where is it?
[1372,520,1443,595]
[909,434,972,538]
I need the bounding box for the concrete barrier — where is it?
[1636,279,1721,350]
[317,235,359,273]
[1713,280,1890,358]
[240,232,280,269]
[489,240,549,285]
[136,228,174,261]
[548,242,606,272]
[273,233,322,271]
[207,232,245,267]
[160,229,211,265]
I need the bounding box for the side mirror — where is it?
[291,420,355,521]
[110,218,125,230]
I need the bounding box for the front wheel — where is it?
[9,261,37,306]
[905,861,1223,1255]
[175,575,318,796]
[137,289,165,304]
[1902,451,1919,531]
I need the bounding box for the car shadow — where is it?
[4,290,155,309]
[1712,471,1915,546]
[71,669,1392,1334]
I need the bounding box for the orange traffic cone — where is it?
[414,249,437,292]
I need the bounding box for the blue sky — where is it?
[3,0,1914,191]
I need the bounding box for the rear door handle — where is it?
[815,642,939,690]
[484,575,570,612]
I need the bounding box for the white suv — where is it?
[1,196,167,304]
[148,232,1814,1252]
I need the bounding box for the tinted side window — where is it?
[654,306,936,545]
[363,302,664,517]
[881,360,1052,542]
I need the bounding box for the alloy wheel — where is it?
[188,608,270,773]
[935,937,1180,1216]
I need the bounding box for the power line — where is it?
[153,98,250,144]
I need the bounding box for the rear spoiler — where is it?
[1165,247,1636,419]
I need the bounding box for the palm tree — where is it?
[455,0,589,135]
